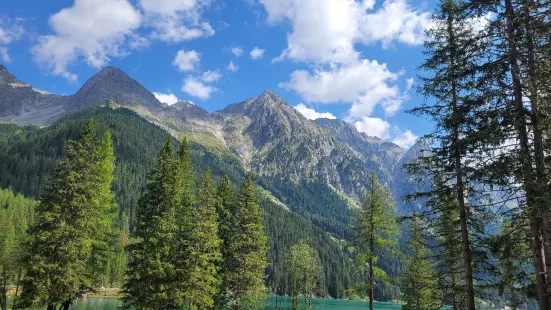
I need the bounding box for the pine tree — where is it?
[122,138,183,310]
[401,213,440,310]
[351,173,398,310]
[215,175,237,307]
[410,0,490,308]
[229,173,268,310]
[185,168,222,309]
[20,121,116,310]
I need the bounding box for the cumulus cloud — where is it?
[172,49,201,71]
[154,92,179,105]
[294,103,336,120]
[231,46,244,57]
[201,70,222,82]
[182,76,217,99]
[31,0,142,81]
[0,18,24,63]
[30,0,216,80]
[354,116,418,148]
[392,130,418,148]
[227,61,239,72]
[249,47,265,60]
[139,0,214,43]
[280,60,407,118]
[261,0,430,64]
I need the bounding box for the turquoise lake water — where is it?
[11,296,405,309]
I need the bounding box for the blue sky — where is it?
[0,0,435,148]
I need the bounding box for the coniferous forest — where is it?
[4,0,551,309]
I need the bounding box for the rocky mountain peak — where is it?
[68,66,161,110]
[0,65,25,85]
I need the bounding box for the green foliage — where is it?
[0,188,36,310]
[289,243,325,310]
[401,214,440,310]
[19,121,117,309]
[0,107,395,300]
[122,138,185,310]
[185,168,222,309]
[352,173,399,308]
[215,176,237,307]
[228,174,269,309]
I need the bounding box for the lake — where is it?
[10,296,405,309]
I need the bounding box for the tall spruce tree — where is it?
[228,173,268,310]
[122,138,184,310]
[184,168,222,309]
[352,173,398,310]
[463,0,551,306]
[401,213,440,310]
[88,131,118,287]
[20,121,116,310]
[410,0,490,308]
[215,175,237,308]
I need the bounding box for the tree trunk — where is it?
[505,1,550,308]
[448,8,475,307]
[369,255,374,310]
[369,182,375,310]
[2,268,7,310]
[521,2,551,303]
[11,268,22,310]
[46,305,55,310]
[61,300,70,310]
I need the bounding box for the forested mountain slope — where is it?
[0,65,423,214]
[0,106,402,300]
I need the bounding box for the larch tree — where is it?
[352,173,398,310]
[184,168,222,309]
[401,213,440,310]
[0,189,36,310]
[289,242,324,310]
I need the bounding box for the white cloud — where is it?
[154,92,179,105]
[280,59,406,118]
[182,76,217,99]
[0,18,24,63]
[139,0,214,43]
[250,47,265,60]
[173,49,201,71]
[354,116,418,148]
[231,46,244,57]
[294,103,336,120]
[261,0,430,64]
[354,116,392,140]
[392,130,418,148]
[31,0,142,81]
[227,61,239,72]
[201,70,222,82]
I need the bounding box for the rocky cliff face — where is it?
[68,66,162,111]
[0,65,69,126]
[0,65,427,212]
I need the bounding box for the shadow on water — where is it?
[10,296,405,309]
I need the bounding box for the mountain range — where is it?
[0,64,425,212]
